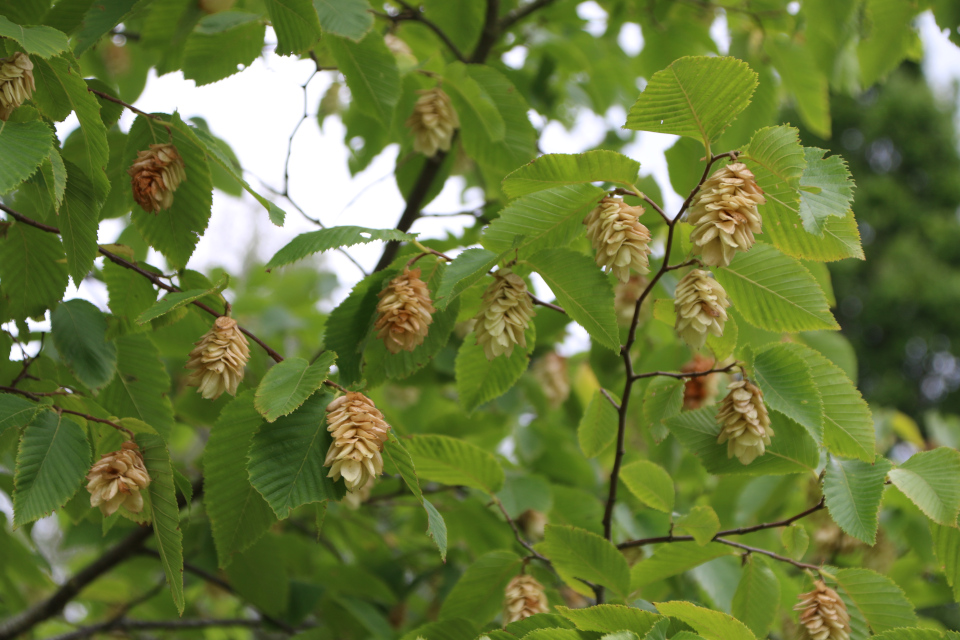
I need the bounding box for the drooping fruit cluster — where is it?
[324,392,391,493]
[681,354,720,410]
[475,269,535,360]
[406,87,459,157]
[531,352,570,408]
[503,574,549,625]
[716,379,774,465]
[374,267,436,354]
[128,143,187,213]
[674,269,730,350]
[584,196,652,283]
[86,441,151,517]
[0,52,36,121]
[185,316,250,400]
[795,581,851,640]
[687,162,766,266]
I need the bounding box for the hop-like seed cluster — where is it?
[674,269,730,350]
[795,581,851,640]
[86,441,151,517]
[503,574,549,625]
[185,316,250,400]
[716,380,774,465]
[688,162,766,266]
[475,269,535,360]
[531,352,569,408]
[406,87,459,157]
[128,143,187,213]
[374,267,436,354]
[324,393,391,492]
[584,196,652,283]
[0,53,36,121]
[681,354,720,410]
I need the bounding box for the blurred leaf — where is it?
[642,377,685,444]
[577,388,618,457]
[324,270,391,386]
[765,36,830,139]
[502,150,640,199]
[631,542,735,591]
[888,448,960,526]
[675,505,720,545]
[0,15,69,57]
[51,299,117,389]
[266,0,321,56]
[556,605,661,636]
[834,568,918,634]
[931,521,960,602]
[824,455,892,545]
[328,31,400,126]
[781,524,809,559]
[731,559,780,639]
[858,0,923,87]
[444,60,505,149]
[620,460,674,513]
[225,535,290,617]
[382,435,422,503]
[0,395,40,436]
[73,0,139,56]
[267,227,415,271]
[313,0,372,41]
[182,12,266,86]
[440,550,522,625]
[57,160,100,285]
[654,601,756,640]
[424,497,448,561]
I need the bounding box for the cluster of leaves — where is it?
[1,1,960,640]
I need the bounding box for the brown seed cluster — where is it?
[406,87,459,157]
[674,269,730,350]
[374,267,436,354]
[681,354,720,410]
[795,581,851,640]
[475,269,535,360]
[185,316,250,400]
[0,52,36,121]
[688,162,765,267]
[584,196,652,283]
[503,574,549,625]
[324,392,391,492]
[716,379,774,465]
[128,143,187,213]
[86,441,151,517]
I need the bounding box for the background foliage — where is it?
[1,1,960,640]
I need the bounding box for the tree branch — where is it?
[0,386,136,438]
[52,618,285,638]
[715,537,822,572]
[630,361,739,382]
[500,0,558,31]
[492,496,550,564]
[381,1,467,62]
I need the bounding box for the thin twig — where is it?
[87,88,168,126]
[492,496,550,564]
[10,333,45,387]
[715,537,823,572]
[528,294,565,315]
[383,1,467,62]
[46,581,166,640]
[0,386,136,437]
[500,0,558,31]
[600,388,620,410]
[630,361,739,382]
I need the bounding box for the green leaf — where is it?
[0,395,40,436]
[665,407,819,476]
[480,184,605,257]
[403,434,504,494]
[224,535,289,617]
[463,65,537,174]
[625,56,758,147]
[793,343,875,462]
[103,260,158,321]
[57,160,100,285]
[798,148,855,235]
[751,343,823,442]
[675,505,720,545]
[30,54,110,204]
[642,377,685,444]
[630,542,735,591]
[247,393,345,518]
[189,126,286,226]
[136,275,228,324]
[399,618,478,640]
[137,433,184,613]
[740,126,862,262]
[0,16,69,57]
[931,521,960,602]
[501,150,640,199]
[40,146,67,212]
[834,568,918,634]
[443,61,505,147]
[577,389,619,457]
[434,248,500,310]
[497,474,551,518]
[73,0,140,56]
[0,222,69,322]
[556,605,661,636]
[267,226,416,271]
[12,410,90,527]
[265,0,321,55]
[620,460,674,513]
[51,299,117,389]
[654,601,757,640]
[382,434,422,503]
[327,31,400,126]
[254,353,335,422]
[823,455,893,545]
[182,12,266,86]
[440,550,522,625]
[423,497,448,561]
[714,243,839,332]
[535,524,630,599]
[455,322,534,413]
[98,334,175,441]
[764,36,830,139]
[313,0,372,41]
[731,559,780,639]
[204,392,277,567]
[858,0,923,87]
[127,114,213,269]
[888,448,960,526]
[781,524,809,559]
[527,248,620,351]
[0,119,54,195]
[323,270,392,386]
